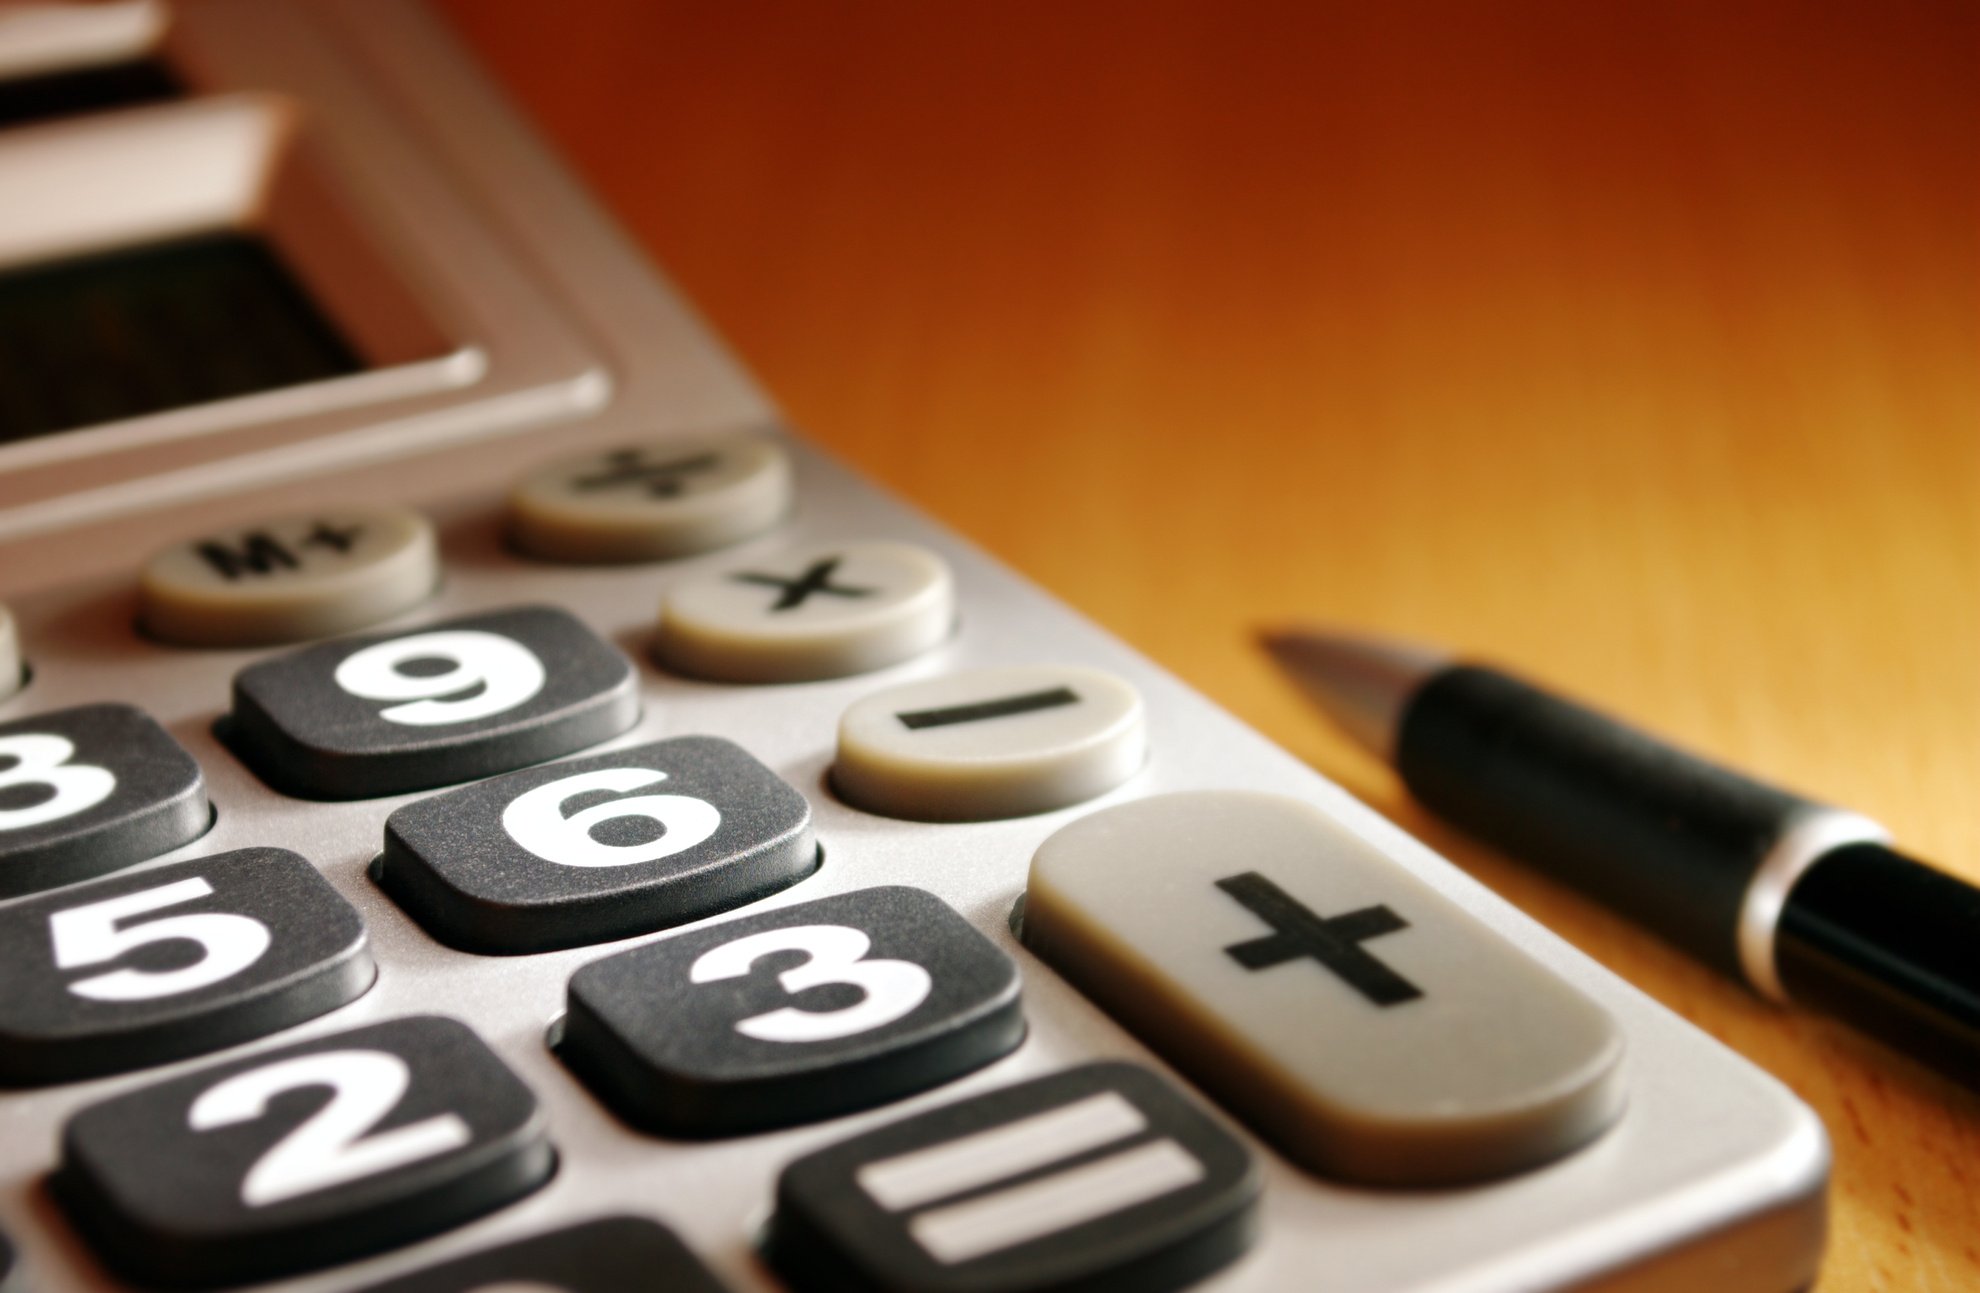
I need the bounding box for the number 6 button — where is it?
[377,735,817,953]
[225,606,638,799]
[558,886,1023,1135]
[0,848,374,1084]
[53,1015,554,1290]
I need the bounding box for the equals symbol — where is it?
[854,1091,1205,1266]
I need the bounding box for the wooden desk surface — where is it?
[435,3,1978,1287]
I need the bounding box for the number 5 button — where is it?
[0,848,373,1085]
[53,1015,553,1289]
[226,605,638,799]
[558,886,1023,1135]
[377,735,817,953]
[1023,791,1627,1186]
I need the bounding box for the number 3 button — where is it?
[0,848,374,1085]
[54,1015,553,1289]
[225,606,638,799]
[557,886,1023,1136]
[377,735,817,953]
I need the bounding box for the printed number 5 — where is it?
[52,877,270,1002]
[0,734,115,831]
[502,768,720,868]
[691,925,932,1043]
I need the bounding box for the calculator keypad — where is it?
[1023,790,1629,1186]
[376,734,817,954]
[833,664,1146,820]
[558,886,1023,1136]
[349,1216,730,1292]
[138,506,439,647]
[226,605,639,799]
[763,1061,1260,1293]
[53,1015,553,1290]
[509,432,792,563]
[0,848,373,1085]
[656,540,954,682]
[0,703,209,897]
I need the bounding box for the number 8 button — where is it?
[53,1015,553,1289]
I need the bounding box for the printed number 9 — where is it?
[502,768,721,868]
[334,630,546,727]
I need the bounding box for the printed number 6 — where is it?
[690,925,932,1043]
[0,734,116,831]
[334,630,545,727]
[502,768,721,868]
[52,877,270,1002]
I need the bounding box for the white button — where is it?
[0,603,21,702]
[834,664,1146,820]
[139,506,438,647]
[509,433,792,562]
[656,541,953,683]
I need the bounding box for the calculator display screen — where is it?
[0,232,365,446]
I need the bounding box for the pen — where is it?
[1262,626,1980,1088]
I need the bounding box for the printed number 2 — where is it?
[52,878,270,1002]
[691,925,932,1043]
[502,768,720,868]
[0,734,116,831]
[189,1050,470,1207]
[334,630,546,727]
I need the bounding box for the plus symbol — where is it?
[732,557,877,612]
[1216,871,1422,1007]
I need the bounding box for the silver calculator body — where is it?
[0,2,1828,1290]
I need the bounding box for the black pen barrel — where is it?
[1394,664,1815,982]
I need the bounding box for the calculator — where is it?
[0,2,1829,1290]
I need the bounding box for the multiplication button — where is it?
[656,540,953,682]
[510,431,793,562]
[834,665,1146,820]
[139,505,438,646]
[1023,791,1627,1186]
[763,1062,1259,1293]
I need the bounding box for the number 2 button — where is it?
[0,704,209,897]
[558,886,1023,1136]
[376,735,817,953]
[225,606,638,799]
[54,1015,553,1289]
[0,848,373,1085]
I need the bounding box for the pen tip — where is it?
[1256,624,1453,759]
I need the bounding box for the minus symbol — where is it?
[897,686,1080,730]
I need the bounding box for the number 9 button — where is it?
[0,848,373,1085]
[225,606,638,799]
[53,1015,553,1289]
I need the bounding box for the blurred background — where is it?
[434,3,1977,1288]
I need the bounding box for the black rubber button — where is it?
[0,847,374,1085]
[559,885,1022,1136]
[349,1215,729,1292]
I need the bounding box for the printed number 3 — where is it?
[691,925,932,1043]
[189,1050,470,1207]
[334,630,546,727]
[502,768,721,869]
[0,733,116,831]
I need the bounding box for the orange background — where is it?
[436,3,1979,1287]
